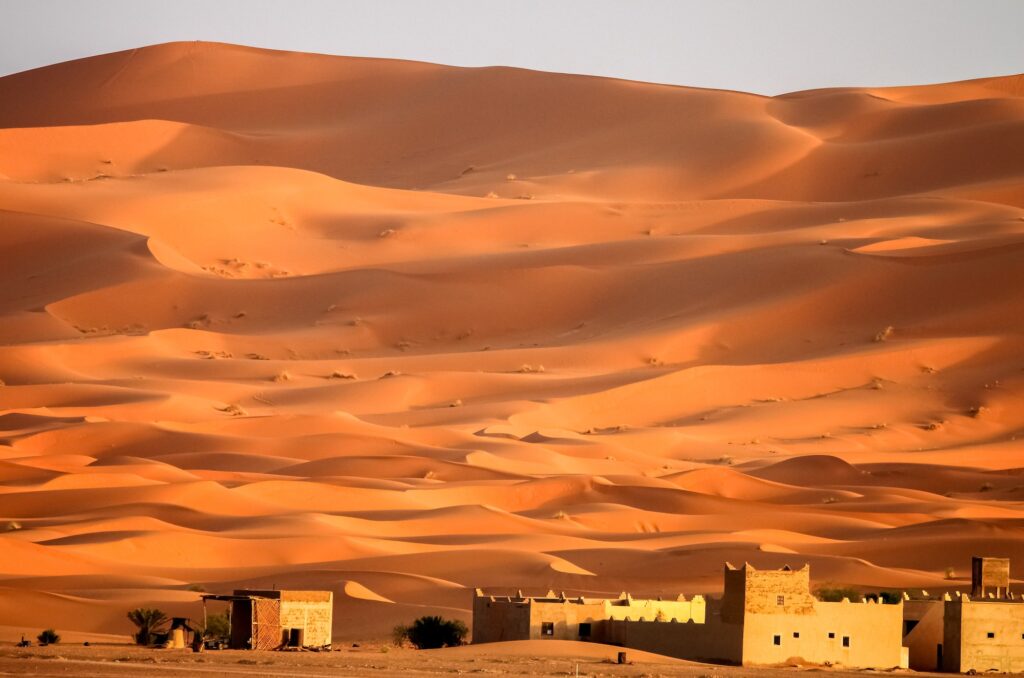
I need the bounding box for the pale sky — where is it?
[1,0,1021,94]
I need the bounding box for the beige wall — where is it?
[278,592,333,648]
[945,599,1024,673]
[741,599,905,669]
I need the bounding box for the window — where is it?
[541,622,554,636]
[828,632,836,639]
[793,632,800,639]
[773,635,781,646]
[776,595,785,606]
[578,623,591,638]
[987,632,995,639]
[842,636,850,648]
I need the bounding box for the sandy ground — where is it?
[0,41,1022,643]
[0,641,938,677]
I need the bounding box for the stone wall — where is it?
[722,563,815,623]
[279,591,333,648]
[945,598,1024,673]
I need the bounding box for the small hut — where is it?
[201,589,333,650]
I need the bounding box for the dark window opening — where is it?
[987,632,995,639]
[903,620,919,636]
[793,632,800,638]
[773,635,781,646]
[776,595,785,606]
[842,636,850,648]
[578,623,591,638]
[541,622,554,637]
[828,632,836,639]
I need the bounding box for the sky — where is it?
[1,0,1022,94]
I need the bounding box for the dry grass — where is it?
[329,370,357,380]
[873,326,894,342]
[517,364,545,374]
[273,371,292,383]
[217,404,248,416]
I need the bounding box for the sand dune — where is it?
[0,41,1023,642]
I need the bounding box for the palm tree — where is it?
[127,608,169,646]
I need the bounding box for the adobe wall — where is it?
[722,564,815,623]
[605,602,742,664]
[472,593,703,644]
[278,593,333,647]
[945,599,1024,673]
[472,596,531,643]
[601,596,704,623]
[529,600,613,641]
[740,599,905,668]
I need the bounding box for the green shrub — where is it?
[865,591,902,604]
[404,616,467,649]
[127,608,169,646]
[814,586,861,602]
[203,610,231,641]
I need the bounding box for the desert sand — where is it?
[0,41,1023,645]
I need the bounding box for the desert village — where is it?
[163,556,1024,673]
[472,556,1024,673]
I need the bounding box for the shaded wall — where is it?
[903,599,944,671]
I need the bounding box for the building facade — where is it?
[473,563,906,669]
[202,589,333,650]
[472,589,702,644]
[902,557,1024,673]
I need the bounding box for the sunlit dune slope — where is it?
[0,41,1023,641]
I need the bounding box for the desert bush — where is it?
[203,610,230,641]
[127,608,169,646]
[391,624,409,647]
[814,586,860,602]
[874,326,894,342]
[865,591,902,605]
[944,567,956,580]
[37,629,60,645]
[404,616,468,649]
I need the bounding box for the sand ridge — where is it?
[0,41,1023,642]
